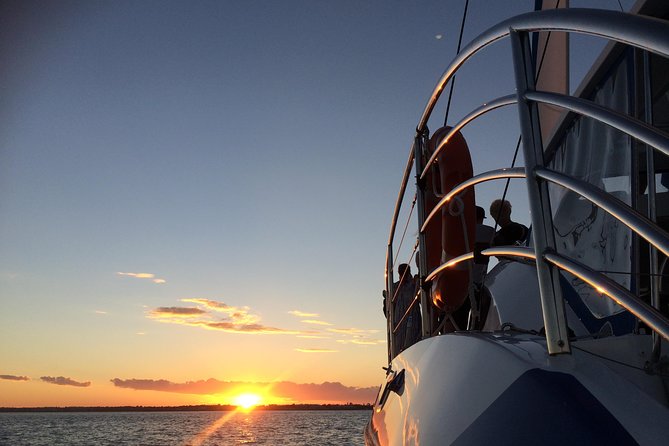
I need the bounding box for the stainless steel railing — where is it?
[386,8,669,360]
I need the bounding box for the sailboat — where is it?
[366,1,669,444]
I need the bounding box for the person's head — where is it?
[490,199,512,224]
[476,206,485,224]
[398,263,411,278]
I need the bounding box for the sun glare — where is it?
[233,393,262,410]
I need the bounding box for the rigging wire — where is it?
[390,240,419,305]
[491,2,558,231]
[443,0,470,127]
[393,192,418,265]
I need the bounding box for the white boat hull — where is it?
[366,333,669,445]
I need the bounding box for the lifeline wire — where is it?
[443,0,470,127]
[393,192,418,265]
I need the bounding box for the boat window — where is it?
[548,56,632,320]
[651,54,669,133]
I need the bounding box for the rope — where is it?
[443,0,470,126]
[571,345,669,377]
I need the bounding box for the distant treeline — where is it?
[0,403,373,413]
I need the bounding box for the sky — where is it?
[0,0,637,407]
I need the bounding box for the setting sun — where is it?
[232,393,262,409]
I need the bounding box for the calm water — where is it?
[0,410,369,446]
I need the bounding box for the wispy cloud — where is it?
[327,328,379,335]
[117,272,166,284]
[150,307,207,318]
[192,321,302,335]
[181,299,259,324]
[149,299,302,335]
[296,335,331,339]
[110,378,376,403]
[41,376,91,387]
[295,348,338,353]
[94,310,108,315]
[288,310,320,318]
[300,320,333,326]
[336,339,385,345]
[0,374,29,381]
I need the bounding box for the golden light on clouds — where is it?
[295,348,338,353]
[148,299,303,335]
[300,319,333,326]
[288,310,319,318]
[117,272,167,284]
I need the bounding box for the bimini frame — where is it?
[386,8,669,360]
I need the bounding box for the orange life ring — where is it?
[425,126,476,312]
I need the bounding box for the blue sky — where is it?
[0,0,639,406]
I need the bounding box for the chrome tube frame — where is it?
[424,253,475,284]
[421,168,526,232]
[420,95,518,179]
[413,132,433,338]
[511,29,571,354]
[384,8,669,359]
[545,252,669,342]
[525,91,669,158]
[535,168,669,257]
[418,8,669,132]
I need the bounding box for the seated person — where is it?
[489,199,528,246]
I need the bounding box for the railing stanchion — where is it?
[385,245,395,362]
[511,29,571,355]
[414,131,433,338]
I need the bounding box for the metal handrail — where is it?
[544,252,669,342]
[525,91,669,158]
[535,168,669,257]
[421,168,526,232]
[384,8,669,359]
[420,245,669,343]
[424,253,475,284]
[417,8,669,132]
[420,95,517,180]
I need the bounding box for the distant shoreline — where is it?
[0,403,372,413]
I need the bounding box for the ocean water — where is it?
[0,410,369,446]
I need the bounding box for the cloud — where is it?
[94,310,108,315]
[117,272,154,279]
[149,299,300,335]
[327,328,379,335]
[0,375,29,381]
[288,310,319,318]
[300,320,333,326]
[336,339,385,345]
[117,272,166,284]
[181,299,259,324]
[296,335,331,339]
[41,376,91,387]
[295,348,338,353]
[435,34,443,40]
[111,378,377,404]
[189,320,302,335]
[150,307,207,317]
